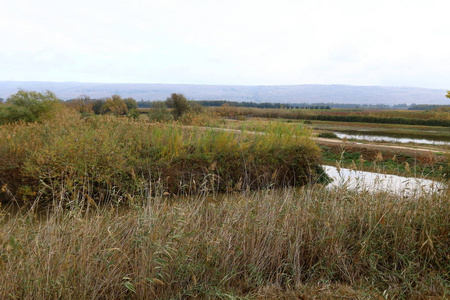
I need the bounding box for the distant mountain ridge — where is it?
[0,81,448,105]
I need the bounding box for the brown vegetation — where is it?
[0,188,448,299]
[0,115,321,204]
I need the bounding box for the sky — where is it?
[1,0,449,89]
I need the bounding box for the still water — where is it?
[323,165,446,197]
[333,131,450,146]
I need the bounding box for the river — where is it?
[323,165,446,197]
[333,131,450,146]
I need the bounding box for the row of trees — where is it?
[0,91,140,124]
[1,90,449,125]
[0,90,201,125]
[137,99,450,110]
[66,95,138,117]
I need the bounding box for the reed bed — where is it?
[213,107,450,127]
[0,115,321,205]
[0,187,448,299]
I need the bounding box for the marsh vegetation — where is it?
[0,91,449,298]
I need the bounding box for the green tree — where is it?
[446,91,450,99]
[101,95,128,115]
[92,99,106,114]
[124,97,138,110]
[0,90,61,124]
[67,95,93,114]
[165,93,191,120]
[124,97,139,119]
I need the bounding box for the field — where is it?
[207,106,450,127]
[1,101,449,299]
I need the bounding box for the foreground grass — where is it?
[0,187,448,299]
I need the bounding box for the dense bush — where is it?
[165,93,191,120]
[0,90,62,124]
[146,101,173,122]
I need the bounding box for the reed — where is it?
[0,187,448,299]
[0,115,321,205]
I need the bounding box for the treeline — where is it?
[0,91,142,125]
[138,100,332,109]
[137,100,449,110]
[193,101,333,109]
[408,104,450,111]
[66,95,139,117]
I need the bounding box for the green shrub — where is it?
[166,93,191,120]
[147,101,173,122]
[0,90,61,124]
[100,95,128,115]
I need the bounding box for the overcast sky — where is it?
[1,0,449,89]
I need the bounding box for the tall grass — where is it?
[0,187,448,299]
[0,115,321,204]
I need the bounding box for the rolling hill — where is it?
[0,81,448,105]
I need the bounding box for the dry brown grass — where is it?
[0,186,448,299]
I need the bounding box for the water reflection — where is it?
[323,165,446,197]
[333,132,450,145]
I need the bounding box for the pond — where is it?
[333,131,450,146]
[323,165,446,197]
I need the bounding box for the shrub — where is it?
[101,95,128,115]
[66,95,94,114]
[124,97,138,110]
[0,90,62,124]
[147,101,173,122]
[165,93,191,120]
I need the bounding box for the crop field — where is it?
[0,96,449,299]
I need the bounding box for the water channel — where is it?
[323,165,446,197]
[333,131,450,146]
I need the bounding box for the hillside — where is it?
[0,81,448,105]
